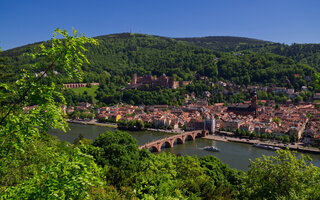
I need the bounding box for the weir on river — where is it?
[139,130,209,152]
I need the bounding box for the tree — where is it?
[294,95,303,103]
[250,131,256,138]
[284,135,290,144]
[0,28,98,150]
[261,133,267,139]
[135,119,144,130]
[278,135,284,142]
[273,117,281,125]
[290,135,297,143]
[235,129,241,135]
[247,150,320,199]
[92,130,139,168]
[313,73,320,92]
[0,28,100,199]
[251,131,257,138]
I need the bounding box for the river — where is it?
[49,123,320,171]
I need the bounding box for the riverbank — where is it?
[204,134,320,154]
[67,119,184,134]
[67,119,117,128]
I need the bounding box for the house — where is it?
[186,119,204,131]
[153,117,171,128]
[221,119,243,130]
[110,114,122,122]
[313,93,320,100]
[78,102,91,108]
[274,87,287,94]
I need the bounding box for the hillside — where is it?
[0,32,317,106]
[175,36,274,52]
[174,36,320,71]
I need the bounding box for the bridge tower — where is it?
[204,118,215,134]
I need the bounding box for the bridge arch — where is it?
[185,134,195,141]
[196,132,202,138]
[139,131,209,152]
[160,141,172,149]
[149,146,160,152]
[173,137,184,145]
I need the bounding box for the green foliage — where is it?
[118,119,145,131]
[199,156,246,199]
[314,73,320,92]
[273,117,281,125]
[3,31,320,199]
[3,143,102,199]
[0,28,98,152]
[2,33,317,106]
[247,149,320,199]
[175,36,271,52]
[0,29,101,199]
[92,130,139,168]
[69,85,99,103]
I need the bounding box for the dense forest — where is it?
[177,36,320,71]
[1,33,317,87]
[175,36,273,52]
[1,33,319,106]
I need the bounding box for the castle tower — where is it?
[132,73,137,84]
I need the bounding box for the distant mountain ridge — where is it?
[174,36,274,52]
[1,34,271,55]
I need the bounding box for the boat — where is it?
[253,143,281,151]
[203,146,219,152]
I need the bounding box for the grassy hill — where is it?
[70,85,99,103]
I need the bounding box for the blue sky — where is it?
[1,0,320,50]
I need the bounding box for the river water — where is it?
[49,123,320,171]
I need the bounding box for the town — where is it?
[63,85,320,148]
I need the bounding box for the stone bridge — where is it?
[139,130,209,152]
[64,83,99,89]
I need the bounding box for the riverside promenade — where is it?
[67,119,117,128]
[204,134,320,154]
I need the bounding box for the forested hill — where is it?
[0,33,317,89]
[83,33,219,80]
[175,36,274,52]
[174,36,320,71]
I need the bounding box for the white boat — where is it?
[203,146,219,152]
[253,143,281,151]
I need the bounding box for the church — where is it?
[227,91,258,117]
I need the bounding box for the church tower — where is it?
[251,91,258,117]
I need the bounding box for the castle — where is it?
[128,73,191,89]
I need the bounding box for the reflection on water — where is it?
[49,123,320,171]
